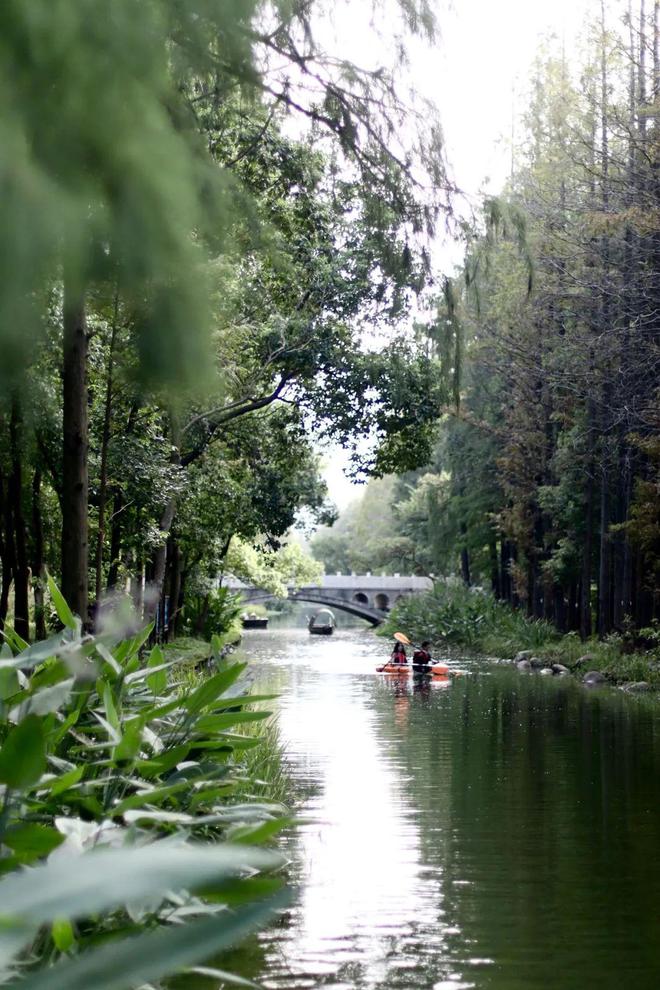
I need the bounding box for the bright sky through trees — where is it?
[322,0,594,509]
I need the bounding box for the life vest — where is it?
[413,649,431,665]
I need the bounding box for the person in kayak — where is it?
[390,642,408,665]
[412,642,432,667]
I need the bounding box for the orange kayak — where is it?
[377,663,450,676]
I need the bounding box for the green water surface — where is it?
[188,627,660,990]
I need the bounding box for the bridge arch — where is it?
[240,589,385,626]
[352,591,369,606]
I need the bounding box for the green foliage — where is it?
[0,0,261,386]
[311,476,419,575]
[183,588,244,644]
[224,538,322,598]
[0,581,288,988]
[382,581,559,652]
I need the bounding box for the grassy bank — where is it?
[381,582,660,689]
[163,635,292,806]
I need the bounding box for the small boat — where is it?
[376,662,450,677]
[309,608,335,636]
[377,663,411,675]
[412,662,449,677]
[310,624,333,635]
[241,613,269,629]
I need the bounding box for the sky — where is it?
[319,0,595,511]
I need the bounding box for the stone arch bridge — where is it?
[225,575,433,626]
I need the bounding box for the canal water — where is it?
[221,626,660,990]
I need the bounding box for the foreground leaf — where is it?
[12,891,290,990]
[0,842,282,924]
[46,573,77,630]
[0,715,46,789]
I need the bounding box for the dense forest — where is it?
[313,0,660,639]
[0,0,449,642]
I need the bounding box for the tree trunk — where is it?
[146,415,181,618]
[460,545,471,588]
[166,537,183,642]
[597,452,612,637]
[0,462,13,632]
[106,489,124,590]
[31,469,47,641]
[9,398,29,641]
[94,294,119,603]
[61,277,89,622]
[580,455,594,639]
[489,539,500,597]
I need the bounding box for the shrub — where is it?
[0,577,287,989]
[382,581,559,654]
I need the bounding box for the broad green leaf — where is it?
[0,842,281,924]
[46,572,77,629]
[10,678,74,721]
[124,660,178,686]
[0,668,19,700]
[0,633,69,671]
[2,825,65,861]
[0,715,46,788]
[102,682,120,732]
[215,694,278,709]
[195,711,270,734]
[112,722,143,764]
[112,779,200,816]
[92,711,121,745]
[42,766,84,797]
[135,744,190,778]
[94,641,122,676]
[14,891,290,990]
[114,624,154,667]
[228,817,294,846]
[185,664,247,715]
[49,710,82,747]
[2,626,29,653]
[51,918,75,953]
[146,646,167,695]
[192,733,260,751]
[189,784,237,809]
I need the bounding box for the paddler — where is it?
[412,641,432,668]
[390,641,408,665]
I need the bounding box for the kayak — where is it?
[413,663,449,676]
[376,663,450,677]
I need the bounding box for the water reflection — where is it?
[254,630,456,988]
[216,628,660,990]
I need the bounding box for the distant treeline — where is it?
[312,2,660,638]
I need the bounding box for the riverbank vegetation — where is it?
[0,581,292,988]
[0,0,450,645]
[314,2,660,645]
[382,581,660,688]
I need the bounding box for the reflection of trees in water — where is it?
[371,670,660,987]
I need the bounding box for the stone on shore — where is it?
[583,670,606,685]
[620,681,652,693]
